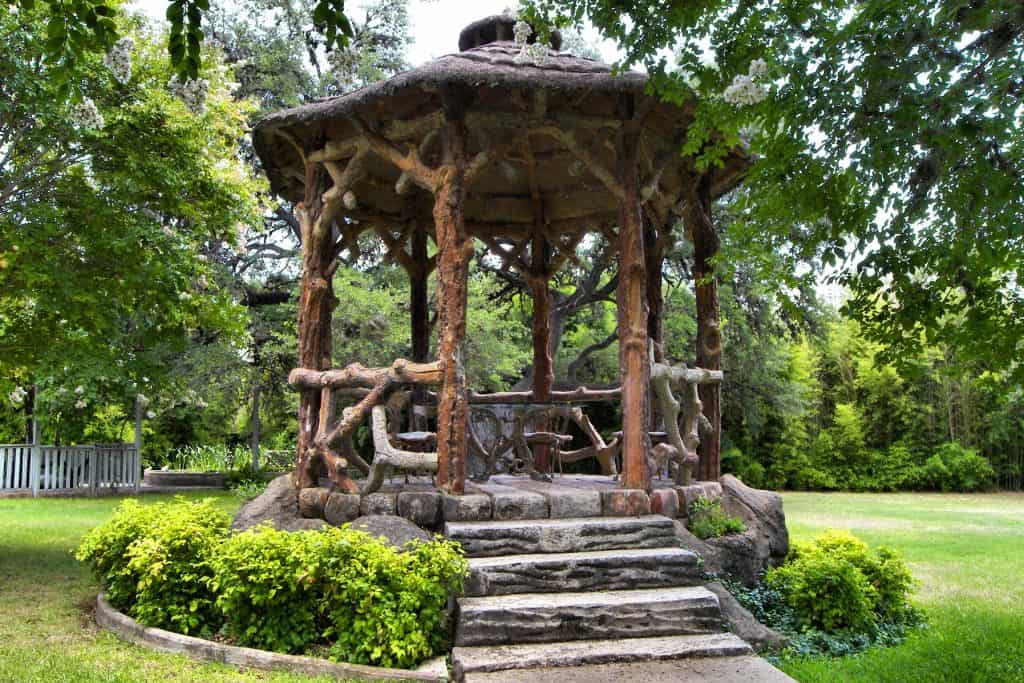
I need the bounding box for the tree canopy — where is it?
[523,0,1023,379]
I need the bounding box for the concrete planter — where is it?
[95,593,448,681]
[142,470,227,488]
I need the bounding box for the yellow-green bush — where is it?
[78,503,468,669]
[210,524,335,653]
[124,499,230,634]
[767,530,915,632]
[75,499,162,611]
[321,530,467,668]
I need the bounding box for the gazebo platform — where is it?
[305,473,724,528]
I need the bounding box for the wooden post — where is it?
[645,218,666,363]
[410,222,431,364]
[134,396,142,493]
[295,162,339,489]
[30,388,40,498]
[687,174,722,482]
[528,234,554,473]
[615,105,652,491]
[434,90,473,495]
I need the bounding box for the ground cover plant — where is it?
[76,498,467,669]
[723,529,921,658]
[688,495,745,539]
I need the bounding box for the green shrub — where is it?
[768,530,916,633]
[124,499,230,634]
[210,525,330,653]
[688,496,746,540]
[75,499,161,610]
[937,442,995,492]
[722,447,767,489]
[322,530,467,669]
[767,551,877,632]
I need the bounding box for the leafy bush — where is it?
[78,503,468,668]
[123,499,230,634]
[322,531,467,668]
[210,525,331,653]
[769,547,877,632]
[75,499,161,610]
[232,478,269,500]
[722,447,767,489]
[767,530,916,633]
[928,442,995,492]
[77,498,229,634]
[688,496,746,539]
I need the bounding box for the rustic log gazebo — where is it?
[253,15,747,499]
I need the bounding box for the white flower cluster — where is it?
[513,20,532,45]
[748,58,768,79]
[168,75,210,115]
[723,74,766,107]
[516,42,548,65]
[75,399,88,409]
[512,19,547,65]
[103,37,134,85]
[74,385,85,395]
[146,410,156,420]
[70,98,105,130]
[723,59,770,107]
[9,386,27,406]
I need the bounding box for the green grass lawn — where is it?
[1,491,1022,682]
[777,491,1024,683]
[0,492,338,683]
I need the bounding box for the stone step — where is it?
[464,547,701,597]
[444,515,677,557]
[455,586,722,646]
[452,632,752,677]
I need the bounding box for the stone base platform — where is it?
[298,474,725,530]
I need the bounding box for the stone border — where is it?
[95,593,448,681]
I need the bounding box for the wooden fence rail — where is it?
[0,443,140,496]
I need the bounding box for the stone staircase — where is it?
[446,514,752,680]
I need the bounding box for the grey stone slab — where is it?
[323,492,360,526]
[452,632,751,676]
[455,586,722,646]
[464,547,701,597]
[442,492,493,521]
[445,515,677,557]
[461,653,788,683]
[492,478,602,518]
[473,482,549,521]
[359,492,397,516]
[397,490,442,529]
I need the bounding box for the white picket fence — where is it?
[0,443,140,496]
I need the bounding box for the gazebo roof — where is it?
[253,15,748,243]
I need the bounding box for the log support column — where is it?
[615,103,652,491]
[410,222,431,364]
[687,174,722,482]
[295,163,341,490]
[433,92,473,494]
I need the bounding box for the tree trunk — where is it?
[689,175,722,482]
[434,96,472,494]
[295,164,337,489]
[23,385,35,444]
[251,373,262,472]
[615,116,651,491]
